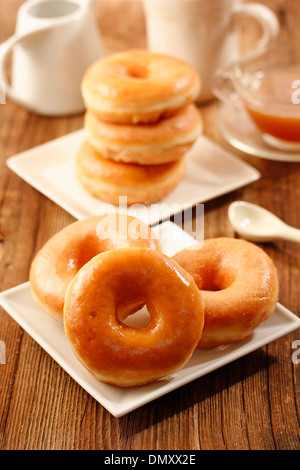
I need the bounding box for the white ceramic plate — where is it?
[0,221,299,417]
[218,104,300,162]
[7,129,260,225]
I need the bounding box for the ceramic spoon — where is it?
[228,201,300,243]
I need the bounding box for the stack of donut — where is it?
[29,213,279,388]
[76,49,203,205]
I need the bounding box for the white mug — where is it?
[0,0,105,116]
[142,0,279,103]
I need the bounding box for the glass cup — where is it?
[213,40,300,151]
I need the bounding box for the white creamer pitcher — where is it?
[0,0,105,116]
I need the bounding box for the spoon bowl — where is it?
[228,201,300,243]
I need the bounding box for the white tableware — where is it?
[218,104,300,162]
[1,221,299,417]
[228,201,300,243]
[142,0,279,103]
[0,0,105,116]
[7,129,260,225]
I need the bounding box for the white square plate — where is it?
[7,129,260,225]
[0,221,299,417]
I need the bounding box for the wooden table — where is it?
[0,0,300,451]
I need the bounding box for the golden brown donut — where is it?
[63,247,204,387]
[173,238,279,348]
[84,104,203,165]
[29,214,161,321]
[81,49,201,124]
[75,141,186,205]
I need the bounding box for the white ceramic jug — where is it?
[0,0,105,116]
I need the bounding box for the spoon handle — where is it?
[281,225,300,243]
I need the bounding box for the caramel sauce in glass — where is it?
[244,67,300,142]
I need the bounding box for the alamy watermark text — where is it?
[291,80,300,104]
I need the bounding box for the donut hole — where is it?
[63,236,113,273]
[196,266,236,292]
[120,305,151,329]
[114,276,152,328]
[65,249,98,273]
[124,63,149,80]
[200,277,227,291]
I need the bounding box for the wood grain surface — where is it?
[0,0,299,450]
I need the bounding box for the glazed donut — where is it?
[173,238,279,348]
[75,141,186,205]
[84,104,203,165]
[29,214,161,321]
[63,247,204,387]
[81,49,201,124]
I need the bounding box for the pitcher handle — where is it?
[0,25,52,110]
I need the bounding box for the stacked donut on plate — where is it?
[29,213,279,388]
[76,49,203,205]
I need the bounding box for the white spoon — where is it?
[228,201,300,243]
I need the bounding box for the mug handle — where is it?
[212,3,279,107]
[0,25,51,111]
[232,3,279,56]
